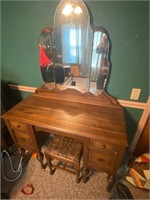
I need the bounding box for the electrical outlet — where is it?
[130,88,141,100]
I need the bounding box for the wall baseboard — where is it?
[8,84,37,93]
[118,100,146,109]
[8,84,147,109]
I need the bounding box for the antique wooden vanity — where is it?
[2,0,128,192]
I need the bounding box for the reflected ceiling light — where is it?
[61,4,73,16]
[74,6,82,14]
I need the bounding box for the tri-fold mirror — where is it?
[39,0,110,93]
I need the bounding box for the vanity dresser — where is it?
[2,0,128,192]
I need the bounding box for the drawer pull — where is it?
[9,121,30,131]
[97,158,105,163]
[114,152,118,155]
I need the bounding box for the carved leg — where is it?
[74,163,81,184]
[82,167,89,184]
[48,158,55,175]
[106,175,115,192]
[45,153,55,175]
[36,152,45,169]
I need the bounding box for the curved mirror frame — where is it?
[52,0,93,89]
[89,26,110,93]
[39,0,111,93]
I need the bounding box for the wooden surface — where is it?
[2,91,127,146]
[2,87,128,191]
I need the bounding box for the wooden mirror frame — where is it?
[89,25,110,94]
[38,0,111,95]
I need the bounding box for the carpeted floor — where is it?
[1,153,149,199]
[2,155,110,199]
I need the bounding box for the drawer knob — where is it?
[17,124,20,128]
[97,158,105,163]
[114,152,118,155]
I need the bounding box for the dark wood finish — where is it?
[43,135,83,183]
[35,85,119,106]
[1,86,128,191]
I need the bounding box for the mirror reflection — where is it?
[52,0,93,89]
[39,0,110,93]
[90,29,110,92]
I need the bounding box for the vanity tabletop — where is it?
[2,92,128,146]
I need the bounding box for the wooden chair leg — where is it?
[49,158,56,175]
[76,170,80,184]
[45,153,55,175]
[74,164,81,184]
[42,136,83,183]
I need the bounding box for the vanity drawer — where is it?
[90,139,116,153]
[12,129,35,150]
[88,150,114,172]
[9,121,31,132]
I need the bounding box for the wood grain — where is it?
[1,87,128,191]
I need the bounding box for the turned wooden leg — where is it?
[106,175,115,192]
[74,163,81,184]
[49,158,56,175]
[82,167,89,184]
[44,153,55,175]
[76,169,81,184]
[36,152,45,169]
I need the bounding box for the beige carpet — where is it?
[9,157,110,199]
[2,155,149,199]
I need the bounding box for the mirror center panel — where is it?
[39,0,111,94]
